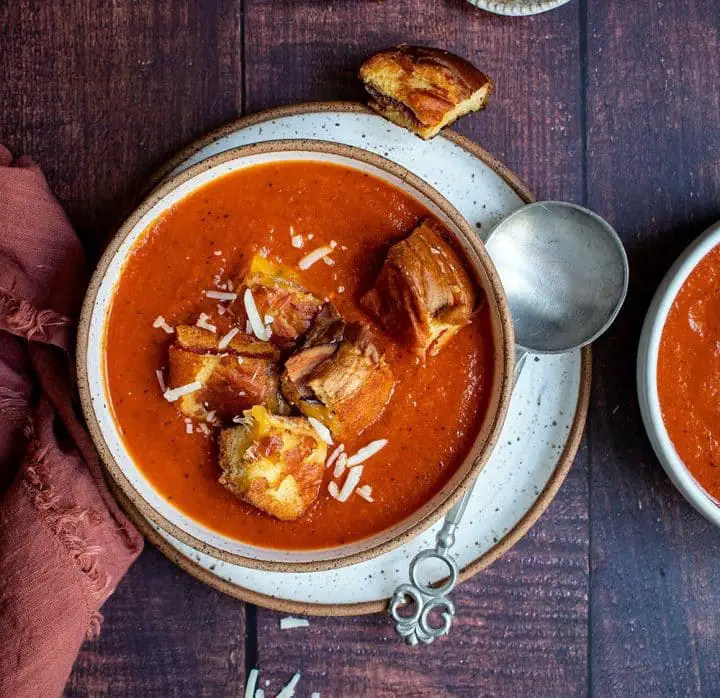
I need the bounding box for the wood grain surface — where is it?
[0,0,719,696]
[585,1,720,695]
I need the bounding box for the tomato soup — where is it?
[658,244,720,498]
[105,161,494,549]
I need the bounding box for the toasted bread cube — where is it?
[282,322,394,440]
[361,219,476,357]
[238,255,323,347]
[168,346,282,423]
[218,405,327,521]
[360,45,493,140]
[175,324,279,360]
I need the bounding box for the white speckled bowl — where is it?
[637,220,720,527]
[465,0,572,15]
[78,138,515,573]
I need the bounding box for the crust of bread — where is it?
[218,405,327,521]
[360,44,493,139]
[361,218,476,356]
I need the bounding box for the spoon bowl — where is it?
[485,201,628,354]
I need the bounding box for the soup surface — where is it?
[658,244,720,499]
[105,160,494,549]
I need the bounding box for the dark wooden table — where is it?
[3,1,720,695]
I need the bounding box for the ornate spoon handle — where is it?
[389,349,527,645]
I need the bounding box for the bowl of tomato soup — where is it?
[638,220,720,525]
[78,140,515,571]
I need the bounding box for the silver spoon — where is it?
[390,201,628,645]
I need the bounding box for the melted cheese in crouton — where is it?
[218,405,327,521]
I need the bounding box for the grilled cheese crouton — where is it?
[361,218,476,357]
[237,255,323,348]
[168,325,282,423]
[360,45,493,140]
[218,405,327,520]
[282,320,394,440]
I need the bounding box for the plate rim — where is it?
[102,101,592,615]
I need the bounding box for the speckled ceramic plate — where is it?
[116,103,591,615]
[465,0,572,16]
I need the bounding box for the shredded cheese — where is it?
[244,288,272,341]
[276,672,301,698]
[152,315,174,334]
[356,485,374,502]
[298,245,333,270]
[196,313,217,333]
[325,443,344,469]
[311,693,320,698]
[155,369,166,393]
[206,290,238,301]
[206,410,216,424]
[197,422,211,435]
[255,691,265,698]
[217,304,227,316]
[322,256,335,266]
[232,415,244,424]
[337,286,345,293]
[333,452,348,479]
[264,315,275,325]
[214,250,223,256]
[244,668,258,698]
[347,439,388,467]
[218,327,240,350]
[163,381,202,403]
[237,356,244,365]
[328,481,340,500]
[338,465,363,502]
[291,234,304,248]
[280,617,310,630]
[184,418,193,435]
[308,417,333,445]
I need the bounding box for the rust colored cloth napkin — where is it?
[0,145,143,698]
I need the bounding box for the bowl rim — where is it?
[77,137,516,573]
[637,219,720,526]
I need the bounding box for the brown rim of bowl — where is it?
[77,136,516,574]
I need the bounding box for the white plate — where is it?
[129,104,590,614]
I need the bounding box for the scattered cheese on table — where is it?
[280,616,310,630]
[244,668,258,698]
[276,672,301,698]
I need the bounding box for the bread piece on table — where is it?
[361,218,476,357]
[218,405,327,521]
[237,255,324,348]
[168,324,283,423]
[282,320,394,440]
[359,44,493,140]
